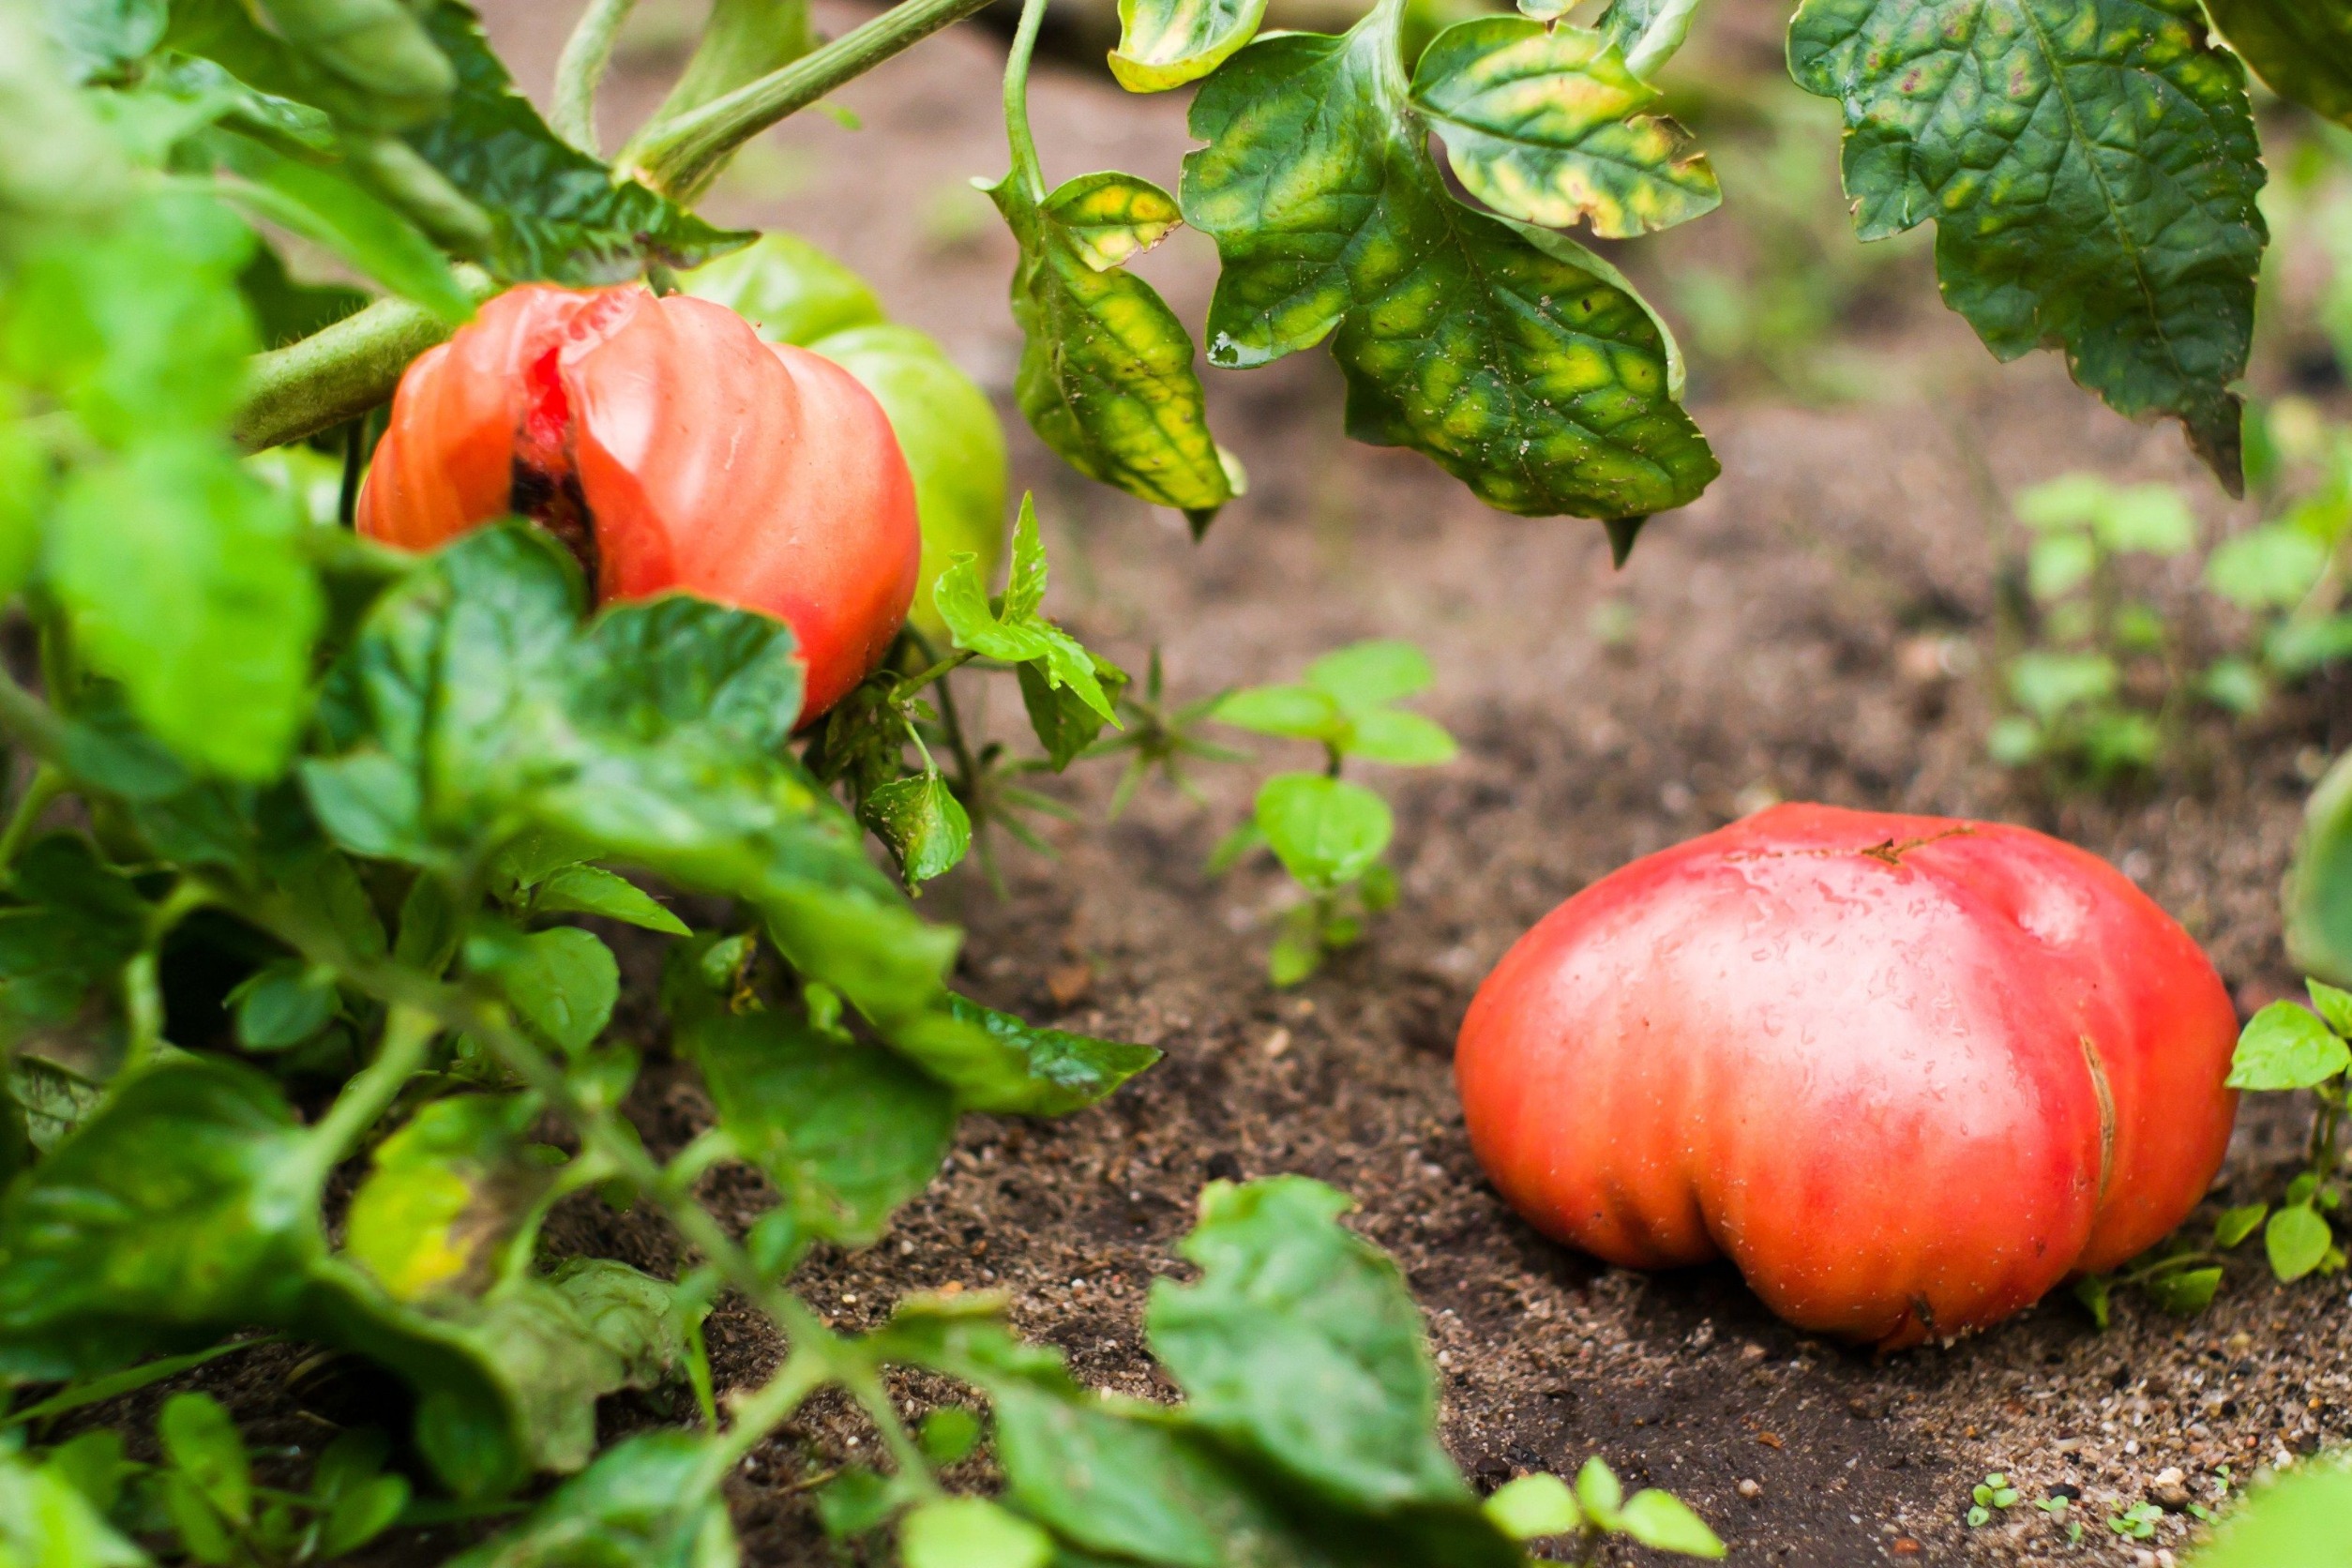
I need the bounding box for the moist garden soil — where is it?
[74,4,2352,1563]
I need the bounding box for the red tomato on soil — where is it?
[1455,804,2239,1349]
[357,284,919,722]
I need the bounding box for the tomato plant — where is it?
[1455,804,2240,1349]
[7,0,2352,1555]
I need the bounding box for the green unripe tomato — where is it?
[685,236,1007,634]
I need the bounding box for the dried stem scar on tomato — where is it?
[357,284,920,722]
[1455,803,2239,1350]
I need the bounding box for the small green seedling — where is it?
[1207,641,1458,985]
[1967,1471,2020,1527]
[1988,475,2196,782]
[2034,1493,2085,1545]
[2205,419,2352,703]
[2110,1500,2164,1540]
[2221,983,2351,1283]
[1483,1455,1725,1565]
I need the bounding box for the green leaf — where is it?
[516,864,685,935]
[1617,1488,1725,1557]
[2208,525,2328,611]
[1575,1456,1624,1523]
[444,1431,737,1568]
[1214,684,1344,741]
[934,499,1121,727]
[543,1258,701,1393]
[229,958,340,1050]
[1043,170,1185,271]
[2266,1204,2336,1283]
[918,1406,983,1465]
[0,1446,148,1568]
[1307,641,1434,711]
[1018,656,1129,770]
[1346,710,1458,767]
[402,2,750,282]
[2310,978,2352,1037]
[860,771,974,888]
[2188,1461,2352,1568]
[1599,0,1700,79]
[0,833,149,1026]
[1147,1176,1466,1510]
[668,963,955,1248]
[1484,1473,1579,1539]
[899,1497,1052,1568]
[1254,773,1394,890]
[2140,1264,2223,1317]
[942,993,1162,1116]
[2215,1201,2269,1249]
[255,0,457,128]
[2073,1271,2112,1330]
[321,1472,410,1557]
[987,171,1237,520]
[50,438,323,781]
[2206,1,2352,127]
[1110,0,1270,91]
[158,1392,251,1526]
[343,1092,550,1302]
[0,1059,324,1380]
[1410,18,1718,239]
[202,128,473,320]
[1183,12,1716,521]
[570,593,806,754]
[2227,1002,2351,1091]
[1787,0,2268,491]
[2027,532,2097,600]
[38,0,168,83]
[2006,650,2117,723]
[473,926,620,1055]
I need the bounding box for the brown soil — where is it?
[84,4,2352,1565]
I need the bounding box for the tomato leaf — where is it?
[1485,1473,1580,1539]
[1410,18,1718,239]
[1146,1176,1468,1511]
[936,498,1123,731]
[986,172,1238,524]
[1253,773,1394,889]
[899,1497,1052,1568]
[164,0,454,133]
[2206,1,2352,127]
[401,2,750,282]
[941,993,1162,1115]
[2227,1001,2351,1091]
[344,1093,550,1302]
[668,964,955,1251]
[1787,0,2268,492]
[443,1430,736,1568]
[471,925,620,1055]
[0,1446,147,1567]
[860,771,973,888]
[2264,1203,2335,1283]
[0,833,149,1028]
[1599,0,1701,79]
[2188,1461,2352,1568]
[528,865,690,935]
[1184,12,1717,522]
[1109,0,1270,91]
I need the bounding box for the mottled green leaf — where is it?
[542,1258,701,1392]
[343,1092,550,1302]
[988,172,1237,519]
[1598,0,1700,80]
[402,2,749,282]
[1110,0,1269,91]
[1787,0,2268,491]
[860,771,973,887]
[1147,1176,1466,1511]
[1410,18,1717,239]
[1184,13,1717,520]
[1045,170,1185,269]
[2207,1,2352,127]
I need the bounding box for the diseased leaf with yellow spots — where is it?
[2206,1,2352,128]
[1111,0,1270,91]
[987,169,1238,524]
[1410,17,1719,239]
[1788,0,2268,494]
[1045,171,1184,271]
[1182,9,1717,522]
[343,1093,551,1302]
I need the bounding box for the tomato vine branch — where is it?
[553,0,642,154]
[624,0,1000,202]
[233,265,497,453]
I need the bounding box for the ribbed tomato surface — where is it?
[1455,804,2239,1349]
[357,284,919,722]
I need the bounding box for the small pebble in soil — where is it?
[1262,1027,1291,1058]
[1737,1479,1762,1500]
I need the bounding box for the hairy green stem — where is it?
[0,763,64,866]
[623,0,998,202]
[552,0,641,154]
[306,1003,440,1166]
[633,0,817,166]
[233,265,498,453]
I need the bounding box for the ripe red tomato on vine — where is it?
[358,284,920,722]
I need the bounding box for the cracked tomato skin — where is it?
[357,284,919,723]
[1454,804,2239,1349]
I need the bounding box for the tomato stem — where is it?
[625,0,999,201]
[552,0,641,155]
[1001,0,1051,201]
[232,265,497,453]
